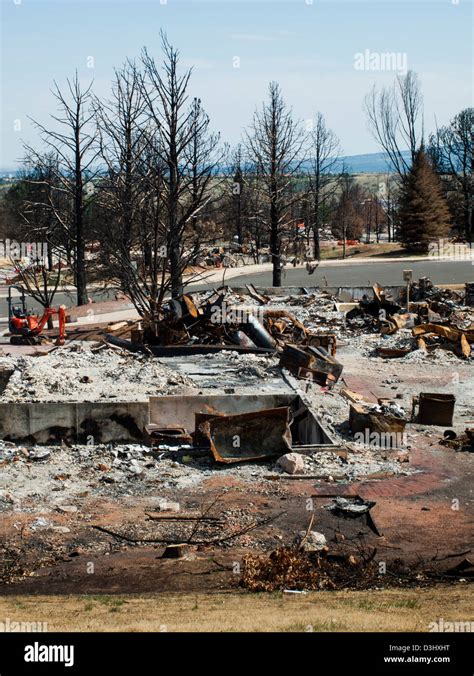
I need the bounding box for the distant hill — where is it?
[299,150,411,174]
[0,150,412,179]
[335,150,410,174]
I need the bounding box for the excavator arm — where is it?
[29,306,67,345]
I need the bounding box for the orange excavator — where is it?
[7,286,67,346]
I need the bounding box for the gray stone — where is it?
[56,505,78,514]
[277,452,305,475]
[297,530,327,552]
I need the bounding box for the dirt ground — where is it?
[0,350,472,597]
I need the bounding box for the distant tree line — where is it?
[0,33,471,327]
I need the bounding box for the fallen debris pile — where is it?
[240,543,444,592]
[440,428,474,453]
[0,343,197,402]
[345,279,473,360]
[100,289,339,360]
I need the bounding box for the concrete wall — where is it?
[0,394,334,446]
[149,393,333,446]
[229,285,405,301]
[149,393,294,433]
[0,401,148,444]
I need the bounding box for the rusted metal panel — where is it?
[415,393,456,426]
[280,343,343,388]
[145,425,193,447]
[199,406,292,463]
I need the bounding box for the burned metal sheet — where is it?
[145,425,193,447]
[349,402,407,436]
[279,343,343,388]
[413,393,456,426]
[199,406,292,464]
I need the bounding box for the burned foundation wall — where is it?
[149,393,334,447]
[0,394,334,448]
[229,286,406,301]
[0,401,149,444]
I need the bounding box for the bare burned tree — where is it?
[25,72,99,305]
[91,59,171,324]
[428,108,473,242]
[306,112,343,260]
[224,144,247,246]
[140,32,222,299]
[364,70,423,180]
[331,174,366,259]
[94,61,147,258]
[185,96,223,237]
[91,38,222,331]
[11,260,62,321]
[2,154,60,270]
[109,135,170,326]
[245,169,267,263]
[94,61,150,291]
[245,81,306,286]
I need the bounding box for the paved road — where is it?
[192,259,474,292]
[0,288,116,322]
[1,259,472,319]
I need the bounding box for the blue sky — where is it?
[1,0,472,169]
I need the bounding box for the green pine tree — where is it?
[397,148,452,252]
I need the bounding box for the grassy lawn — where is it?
[0,585,471,632]
[319,242,417,260]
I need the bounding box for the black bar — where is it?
[0,632,471,675]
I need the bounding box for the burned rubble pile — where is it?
[0,343,196,403]
[0,277,472,593]
[99,286,342,388]
[103,286,342,387]
[50,275,472,371]
[345,279,473,360]
[133,277,473,362]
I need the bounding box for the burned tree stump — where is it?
[161,544,191,559]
